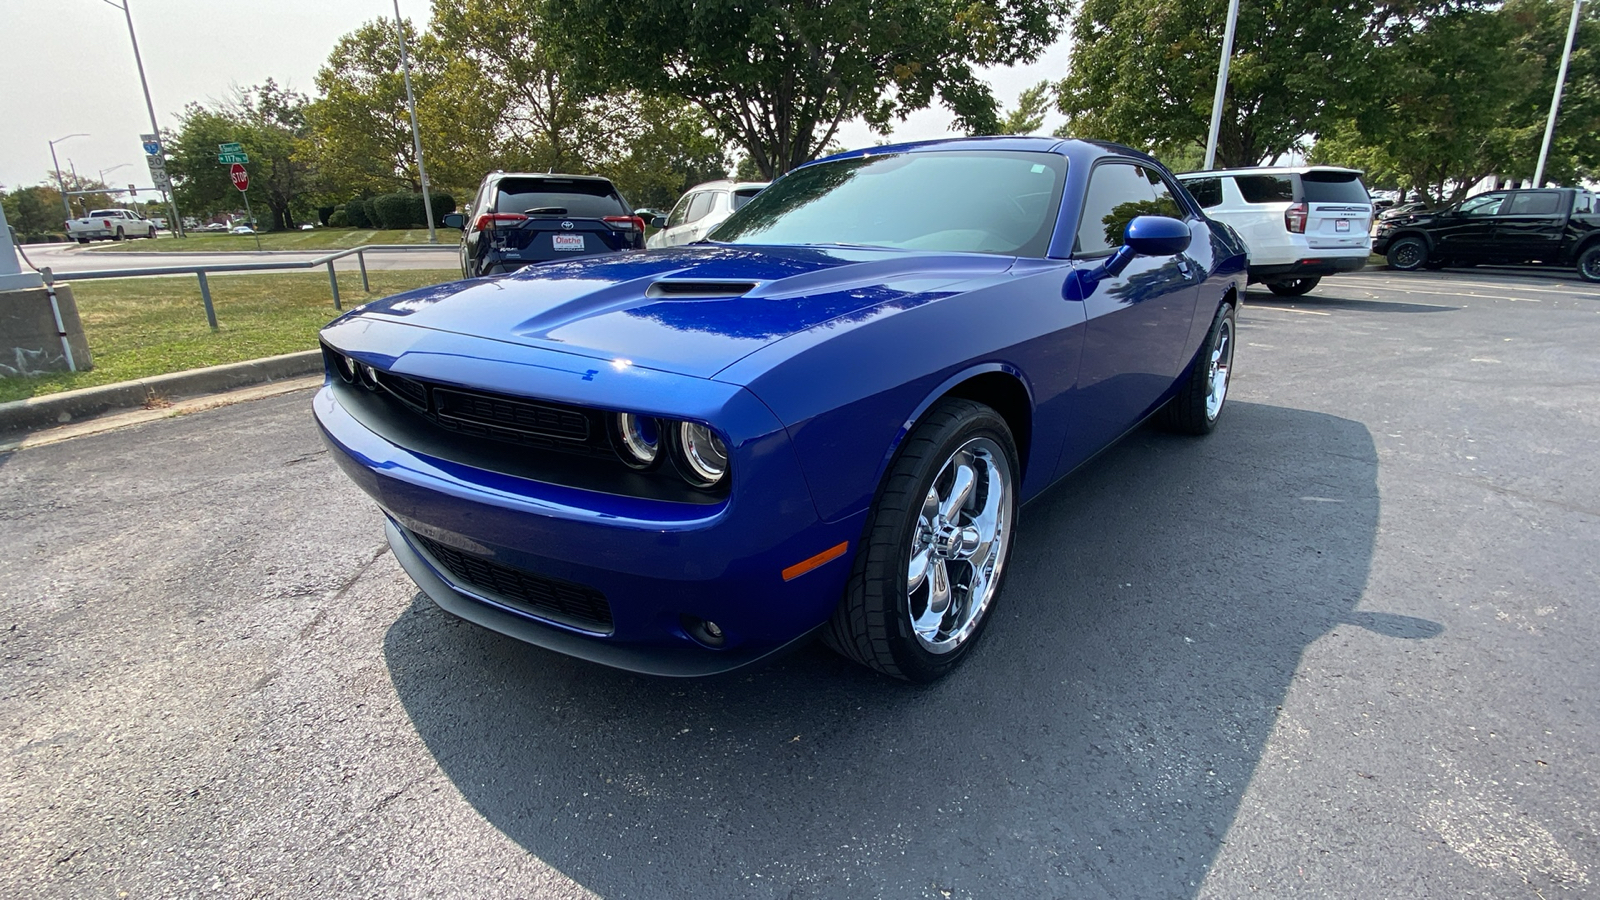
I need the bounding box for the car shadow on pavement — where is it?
[384,401,1387,899]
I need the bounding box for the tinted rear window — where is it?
[1506,191,1562,215]
[495,178,626,217]
[1183,177,1223,208]
[1301,172,1370,204]
[732,188,763,210]
[1234,175,1295,204]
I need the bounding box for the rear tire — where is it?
[1162,301,1236,436]
[1578,245,1600,283]
[1386,236,1427,271]
[76,238,89,245]
[1267,277,1319,297]
[113,227,125,242]
[823,399,1018,683]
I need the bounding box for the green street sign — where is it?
[217,152,249,164]
[218,142,243,153]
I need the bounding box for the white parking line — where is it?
[1244,304,1332,316]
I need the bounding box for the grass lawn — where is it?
[88,228,452,253]
[0,269,460,404]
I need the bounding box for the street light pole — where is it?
[101,0,185,237]
[1203,0,1242,170]
[394,0,437,243]
[48,134,89,223]
[1533,0,1586,187]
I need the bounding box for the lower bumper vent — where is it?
[411,532,613,633]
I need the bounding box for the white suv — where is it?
[646,180,768,249]
[1177,166,1373,296]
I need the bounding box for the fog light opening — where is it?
[682,615,727,648]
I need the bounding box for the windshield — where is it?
[711,150,1067,257]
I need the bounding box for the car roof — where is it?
[804,135,1167,170]
[683,179,770,193]
[1176,165,1365,178]
[490,172,617,186]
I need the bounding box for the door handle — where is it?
[1175,256,1197,279]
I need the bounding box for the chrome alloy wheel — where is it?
[905,437,1013,654]
[1206,317,1234,422]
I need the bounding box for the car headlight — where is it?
[612,412,662,469]
[675,421,729,488]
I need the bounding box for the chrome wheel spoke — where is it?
[903,437,1013,655]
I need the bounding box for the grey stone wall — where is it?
[0,285,94,377]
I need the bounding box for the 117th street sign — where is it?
[230,163,249,192]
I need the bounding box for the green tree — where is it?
[998,81,1053,135]
[3,183,73,233]
[1056,0,1422,166]
[166,80,315,230]
[308,18,439,201]
[1311,0,1598,202]
[544,0,1070,177]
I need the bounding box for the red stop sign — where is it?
[230,163,248,192]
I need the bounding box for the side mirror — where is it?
[442,213,466,230]
[1064,216,1192,301]
[651,216,668,229]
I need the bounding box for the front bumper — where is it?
[313,320,862,676]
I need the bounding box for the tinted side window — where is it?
[686,192,716,223]
[1506,191,1562,215]
[1076,162,1178,256]
[1576,193,1595,215]
[666,193,694,228]
[495,178,626,218]
[1301,173,1371,204]
[732,188,763,210]
[1459,193,1507,217]
[1185,177,1223,208]
[1235,175,1296,204]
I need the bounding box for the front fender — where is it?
[716,262,1086,523]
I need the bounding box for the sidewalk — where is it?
[0,350,322,438]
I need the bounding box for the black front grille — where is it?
[434,388,592,444]
[412,532,613,633]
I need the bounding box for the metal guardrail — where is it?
[41,244,455,330]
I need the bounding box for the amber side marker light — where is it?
[782,541,849,582]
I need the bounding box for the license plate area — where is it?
[1335,219,1351,233]
[552,234,586,251]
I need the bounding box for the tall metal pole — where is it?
[1533,0,1585,187]
[1203,0,1242,169]
[68,160,85,217]
[105,0,185,237]
[47,134,88,223]
[394,0,437,243]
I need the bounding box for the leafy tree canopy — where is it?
[166,80,315,230]
[543,0,1070,178]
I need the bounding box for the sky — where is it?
[0,0,1070,195]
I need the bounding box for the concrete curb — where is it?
[0,350,322,435]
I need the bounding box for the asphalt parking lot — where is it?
[2,267,1596,898]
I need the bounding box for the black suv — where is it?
[1373,187,1600,281]
[443,173,646,277]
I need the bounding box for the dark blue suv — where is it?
[442,172,646,277]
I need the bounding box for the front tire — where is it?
[1578,245,1600,283]
[1386,236,1427,271]
[1162,301,1236,435]
[1267,277,1319,297]
[823,399,1018,683]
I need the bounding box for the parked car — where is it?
[1373,188,1600,281]
[315,136,1248,682]
[1177,166,1372,296]
[65,208,156,243]
[1377,200,1431,222]
[230,225,255,235]
[200,223,229,232]
[646,180,770,248]
[441,172,646,278]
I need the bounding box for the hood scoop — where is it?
[645,279,759,299]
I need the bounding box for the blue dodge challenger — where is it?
[314,136,1248,682]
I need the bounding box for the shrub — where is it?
[372,192,415,230]
[316,205,336,226]
[362,198,379,229]
[327,209,349,228]
[423,192,456,226]
[344,199,371,228]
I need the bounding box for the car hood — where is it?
[345,245,1013,378]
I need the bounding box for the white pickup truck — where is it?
[65,209,158,243]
